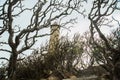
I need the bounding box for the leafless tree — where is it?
[88,0,120,80]
[0,0,86,79]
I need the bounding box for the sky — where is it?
[0,0,120,65]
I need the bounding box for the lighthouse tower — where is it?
[49,22,60,54]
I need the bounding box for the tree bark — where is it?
[7,52,18,80]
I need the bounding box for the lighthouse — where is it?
[48,22,60,54]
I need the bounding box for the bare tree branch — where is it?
[0,0,86,79]
[0,57,9,61]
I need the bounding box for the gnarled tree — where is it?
[88,0,120,80]
[0,0,85,79]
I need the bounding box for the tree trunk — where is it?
[7,52,18,80]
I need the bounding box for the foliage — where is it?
[15,35,84,80]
